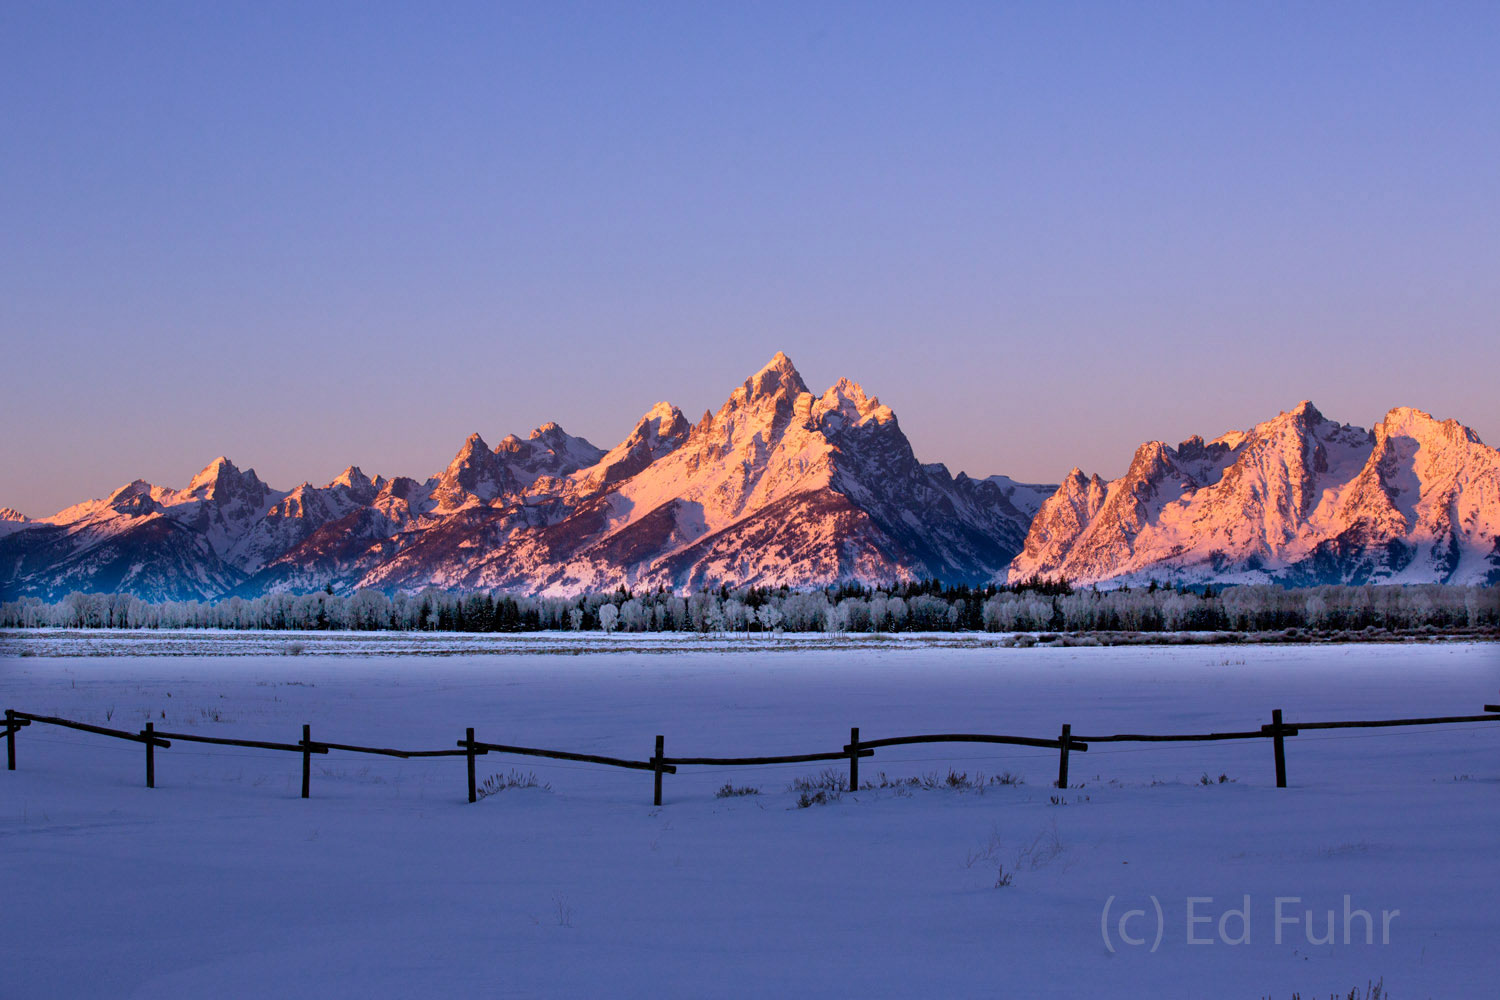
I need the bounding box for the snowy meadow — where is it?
[2,633,1497,998]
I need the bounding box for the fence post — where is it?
[465,727,477,803]
[1271,709,1287,788]
[653,735,665,806]
[5,709,14,771]
[1056,724,1071,789]
[849,727,860,791]
[301,724,312,799]
[145,721,155,789]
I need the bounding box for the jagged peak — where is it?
[761,351,798,376]
[736,351,810,403]
[188,455,239,490]
[438,435,502,494]
[378,476,422,501]
[817,377,865,411]
[642,401,681,422]
[108,479,154,500]
[812,375,898,431]
[1289,399,1323,422]
[628,402,687,437]
[104,479,161,514]
[1247,400,1327,440]
[1222,400,1351,455]
[330,466,373,490]
[451,433,492,459]
[1126,440,1175,477]
[1376,406,1482,446]
[183,457,267,501]
[495,423,603,466]
[827,376,870,406]
[1054,468,1093,495]
[576,403,690,488]
[1048,469,1106,514]
[0,506,28,522]
[1382,405,1434,424]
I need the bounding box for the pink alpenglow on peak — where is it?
[0,506,30,540]
[3,363,1495,601]
[0,354,1050,600]
[329,466,379,492]
[1009,403,1500,587]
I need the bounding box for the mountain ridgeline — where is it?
[0,354,1046,601]
[1008,402,1500,589]
[3,356,1497,602]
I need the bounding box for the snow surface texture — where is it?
[3,635,1498,998]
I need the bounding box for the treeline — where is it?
[1,580,1496,634]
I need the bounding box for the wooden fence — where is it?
[5,704,1499,806]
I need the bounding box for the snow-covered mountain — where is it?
[1008,402,1500,587]
[0,507,31,540]
[0,465,275,602]
[7,377,1494,602]
[0,354,1050,601]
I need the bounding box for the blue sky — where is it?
[3,2,1497,514]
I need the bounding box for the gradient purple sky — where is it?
[3,2,1497,516]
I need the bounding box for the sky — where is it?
[3,2,1497,516]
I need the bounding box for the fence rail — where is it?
[5,703,1499,805]
[661,750,875,766]
[11,711,165,745]
[1284,713,1500,730]
[1073,730,1270,742]
[846,733,1084,752]
[148,729,318,754]
[467,740,667,773]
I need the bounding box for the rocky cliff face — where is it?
[0,354,1048,600]
[1008,403,1500,587]
[334,353,1042,595]
[9,378,1493,602]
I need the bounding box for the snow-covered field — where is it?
[3,634,1497,998]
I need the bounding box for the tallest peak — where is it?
[760,350,798,375]
[738,351,808,401]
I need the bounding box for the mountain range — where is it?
[1009,401,1500,588]
[2,355,1496,602]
